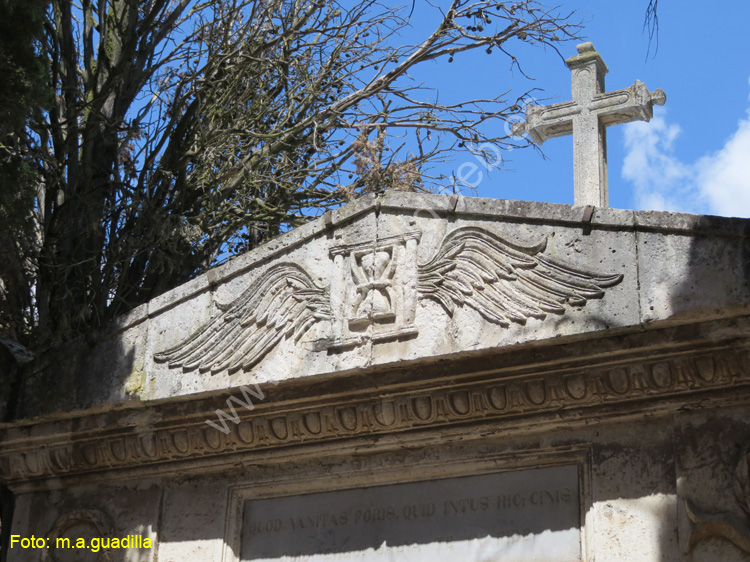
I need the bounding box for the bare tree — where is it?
[0,0,580,349]
[644,0,659,57]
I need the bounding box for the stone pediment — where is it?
[152,226,622,376]
[11,191,750,416]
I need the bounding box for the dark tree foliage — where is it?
[0,0,49,343]
[0,0,580,350]
[0,0,49,132]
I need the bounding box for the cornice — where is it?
[3,327,749,490]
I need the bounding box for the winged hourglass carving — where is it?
[154,227,623,374]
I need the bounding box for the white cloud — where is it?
[621,80,750,218]
[696,113,750,216]
[622,110,696,212]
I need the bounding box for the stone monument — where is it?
[1,43,749,562]
[514,42,666,207]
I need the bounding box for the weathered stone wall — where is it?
[7,401,750,561]
[9,193,750,420]
[2,192,750,561]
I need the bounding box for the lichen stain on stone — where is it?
[124,369,146,396]
[548,232,558,257]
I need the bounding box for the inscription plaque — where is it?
[241,464,580,561]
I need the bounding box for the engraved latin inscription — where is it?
[241,465,581,561]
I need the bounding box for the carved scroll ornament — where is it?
[687,448,750,554]
[41,508,114,562]
[155,227,623,375]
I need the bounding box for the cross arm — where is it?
[512,101,579,144]
[594,80,666,126]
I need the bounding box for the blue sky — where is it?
[401,1,750,217]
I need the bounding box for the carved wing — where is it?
[154,263,330,374]
[418,227,623,327]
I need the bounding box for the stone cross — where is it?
[514,42,666,207]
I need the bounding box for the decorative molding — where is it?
[2,346,748,484]
[221,451,590,562]
[687,448,750,554]
[41,508,114,562]
[154,227,622,374]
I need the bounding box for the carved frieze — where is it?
[155,226,623,375]
[2,346,748,483]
